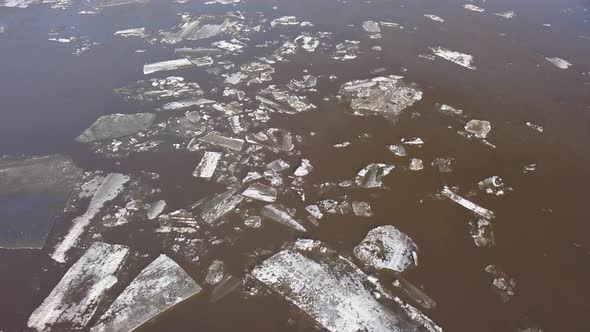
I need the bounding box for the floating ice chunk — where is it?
[1,0,37,8]
[212,39,245,52]
[175,47,221,57]
[161,18,232,44]
[205,260,225,285]
[28,242,130,331]
[147,200,166,220]
[495,11,515,19]
[409,158,424,171]
[305,205,324,219]
[478,176,511,196]
[392,277,437,310]
[210,275,241,302]
[76,113,156,143]
[436,103,463,116]
[332,40,360,60]
[51,173,129,263]
[334,141,351,148]
[469,218,495,247]
[143,59,194,75]
[224,71,247,85]
[430,46,476,70]
[199,189,244,224]
[205,0,239,4]
[92,254,201,332]
[545,57,572,69]
[362,21,381,33]
[339,76,423,122]
[464,4,485,12]
[355,163,395,189]
[294,34,320,52]
[198,132,244,151]
[193,151,222,179]
[244,215,262,228]
[294,159,313,177]
[266,159,290,172]
[387,144,407,156]
[0,155,83,249]
[246,128,294,153]
[242,183,277,202]
[114,27,146,38]
[352,201,373,217]
[432,157,453,173]
[465,119,491,138]
[485,265,516,302]
[424,14,444,22]
[523,163,536,173]
[354,225,417,273]
[252,247,425,332]
[441,186,495,219]
[525,122,544,132]
[271,16,299,27]
[162,98,215,111]
[261,204,306,232]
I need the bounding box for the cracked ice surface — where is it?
[92,255,201,332]
[76,113,156,143]
[28,242,130,331]
[51,173,129,262]
[252,247,424,332]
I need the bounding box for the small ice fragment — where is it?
[387,144,407,156]
[465,119,492,138]
[28,242,130,331]
[362,21,381,33]
[436,103,463,116]
[198,132,244,151]
[114,27,146,37]
[402,137,424,146]
[305,205,324,219]
[205,260,225,285]
[334,142,351,148]
[270,16,299,27]
[485,265,516,302]
[244,215,262,228]
[432,158,453,173]
[266,159,290,172]
[147,200,166,220]
[424,14,444,22]
[294,159,313,177]
[525,122,544,132]
[143,59,194,75]
[162,98,215,110]
[91,255,201,332]
[430,46,476,70]
[212,39,245,52]
[495,11,515,19]
[242,183,277,202]
[355,163,395,189]
[354,225,418,273]
[193,151,222,179]
[464,4,485,12]
[478,176,511,196]
[261,204,306,232]
[409,158,424,171]
[523,163,536,174]
[545,57,572,69]
[352,201,373,217]
[441,186,495,219]
[469,218,495,247]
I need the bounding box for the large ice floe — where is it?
[75,113,156,143]
[27,242,130,331]
[354,225,418,273]
[92,255,201,332]
[339,76,423,122]
[252,241,438,332]
[0,155,82,249]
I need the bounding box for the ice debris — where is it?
[260,204,306,232]
[464,119,492,138]
[355,163,395,189]
[430,46,476,70]
[388,144,407,156]
[51,173,130,263]
[393,277,437,310]
[198,132,244,151]
[92,255,201,332]
[294,159,313,177]
[147,200,166,220]
[339,76,423,122]
[193,151,222,179]
[143,59,195,75]
[409,158,424,171]
[424,14,444,23]
[463,4,485,12]
[242,183,277,202]
[469,218,495,247]
[199,189,244,224]
[545,57,572,69]
[76,113,156,143]
[205,260,225,285]
[478,176,511,196]
[28,242,130,331]
[495,11,515,19]
[354,225,418,273]
[485,265,516,302]
[441,186,495,219]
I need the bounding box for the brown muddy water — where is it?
[1,0,589,331]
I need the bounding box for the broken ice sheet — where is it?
[485,265,516,302]
[28,242,129,331]
[355,163,395,189]
[294,159,313,177]
[270,16,300,27]
[51,173,129,263]
[76,113,156,143]
[430,46,476,70]
[205,260,225,285]
[469,218,495,247]
[354,225,418,273]
[464,119,492,138]
[478,176,512,196]
[464,4,485,12]
[92,255,201,332]
[241,183,277,202]
[0,155,82,249]
[339,76,423,122]
[143,59,195,75]
[199,189,244,224]
[260,204,306,232]
[198,132,244,151]
[252,244,431,332]
[545,57,572,69]
[441,186,495,219]
[147,200,166,220]
[193,151,222,179]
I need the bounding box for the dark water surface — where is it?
[1,0,589,331]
